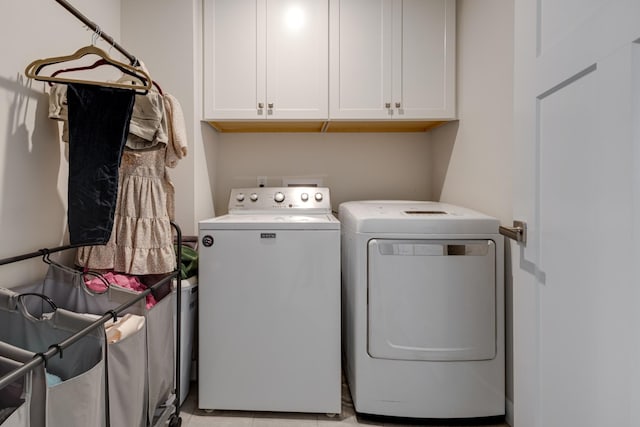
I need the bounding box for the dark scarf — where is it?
[66,83,135,245]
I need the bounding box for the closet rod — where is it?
[0,244,84,266]
[54,0,138,65]
[0,219,182,266]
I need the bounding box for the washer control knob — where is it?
[314,192,323,202]
[236,193,245,202]
[250,193,258,202]
[274,192,285,203]
[301,193,309,202]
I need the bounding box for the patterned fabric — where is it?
[163,93,188,168]
[76,146,176,274]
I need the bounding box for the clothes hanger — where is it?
[48,57,165,94]
[49,57,110,83]
[24,45,153,92]
[114,72,164,95]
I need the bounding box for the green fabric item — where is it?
[175,245,198,279]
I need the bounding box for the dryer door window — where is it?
[367,239,496,361]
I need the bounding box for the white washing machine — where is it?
[340,200,504,419]
[198,187,341,414]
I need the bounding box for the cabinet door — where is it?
[397,0,455,119]
[330,0,455,121]
[329,0,393,119]
[266,0,328,119]
[203,0,265,120]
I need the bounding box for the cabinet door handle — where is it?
[395,102,401,108]
[258,102,264,109]
[385,102,391,108]
[268,103,274,109]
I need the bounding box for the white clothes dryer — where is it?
[198,187,341,414]
[340,200,504,419]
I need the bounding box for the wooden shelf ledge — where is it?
[205,120,452,133]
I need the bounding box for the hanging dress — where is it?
[75,145,176,274]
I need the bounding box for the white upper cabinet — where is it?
[329,0,456,120]
[203,0,328,120]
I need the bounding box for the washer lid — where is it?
[199,213,340,230]
[339,200,499,234]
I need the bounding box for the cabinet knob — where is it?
[395,102,401,108]
[258,102,264,109]
[268,103,274,109]
[385,102,391,108]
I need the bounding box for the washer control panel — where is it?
[229,187,332,212]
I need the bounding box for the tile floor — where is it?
[176,381,510,427]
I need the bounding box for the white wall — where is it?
[121,0,214,235]
[0,0,120,287]
[432,0,513,224]
[212,132,434,215]
[430,0,515,418]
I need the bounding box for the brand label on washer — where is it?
[260,233,276,239]
[202,235,214,247]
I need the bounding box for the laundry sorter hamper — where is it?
[18,261,175,426]
[0,354,31,427]
[0,288,106,427]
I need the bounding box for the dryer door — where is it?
[368,239,496,361]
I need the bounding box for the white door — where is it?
[512,1,640,426]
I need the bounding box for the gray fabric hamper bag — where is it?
[0,288,106,427]
[103,326,146,427]
[0,354,31,427]
[0,345,45,427]
[20,262,174,426]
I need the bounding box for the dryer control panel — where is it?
[228,187,332,213]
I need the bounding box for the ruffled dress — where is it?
[75,146,176,274]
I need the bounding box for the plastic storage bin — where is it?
[173,276,198,406]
